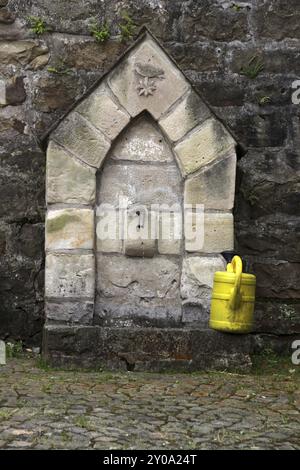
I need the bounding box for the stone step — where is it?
[43,325,252,372]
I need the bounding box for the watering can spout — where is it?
[209,255,256,334]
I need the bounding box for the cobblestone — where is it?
[0,357,299,450]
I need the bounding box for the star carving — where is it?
[134,62,165,97]
[136,77,157,96]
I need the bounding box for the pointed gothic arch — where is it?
[44,29,238,365]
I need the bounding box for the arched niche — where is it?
[44,29,237,329]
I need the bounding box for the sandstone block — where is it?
[159,90,211,142]
[45,253,95,299]
[53,112,110,168]
[46,208,94,250]
[111,116,173,163]
[76,84,130,140]
[203,212,234,253]
[175,118,236,175]
[184,208,204,252]
[108,34,188,119]
[46,141,96,204]
[185,212,234,253]
[184,151,236,210]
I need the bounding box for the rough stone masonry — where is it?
[0,1,299,356]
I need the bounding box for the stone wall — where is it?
[0,0,299,346]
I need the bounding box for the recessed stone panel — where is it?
[96,209,123,253]
[46,141,96,204]
[184,151,237,210]
[175,119,236,175]
[159,90,211,142]
[52,112,110,168]
[45,253,95,299]
[98,163,182,207]
[108,35,188,119]
[111,116,173,163]
[46,208,94,250]
[76,84,130,140]
[96,253,180,305]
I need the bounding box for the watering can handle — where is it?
[227,256,242,310]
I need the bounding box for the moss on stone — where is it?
[47,213,81,233]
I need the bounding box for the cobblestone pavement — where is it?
[0,357,299,450]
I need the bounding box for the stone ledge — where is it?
[43,325,252,372]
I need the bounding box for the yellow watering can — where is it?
[209,256,256,334]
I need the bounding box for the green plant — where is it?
[90,21,110,43]
[28,16,50,35]
[118,12,136,42]
[48,59,72,75]
[6,341,23,358]
[74,415,89,429]
[36,356,51,371]
[258,95,271,106]
[240,55,264,79]
[231,3,243,12]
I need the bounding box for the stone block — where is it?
[76,84,130,140]
[159,90,211,142]
[185,212,234,253]
[181,255,226,301]
[108,34,188,119]
[46,208,94,251]
[52,112,110,168]
[32,74,80,113]
[111,116,173,163]
[245,257,300,300]
[175,118,236,175]
[184,151,236,210]
[0,76,26,106]
[184,208,204,253]
[252,0,300,40]
[0,40,48,66]
[253,300,300,335]
[46,301,94,325]
[45,253,95,299]
[98,162,182,207]
[43,325,252,372]
[180,2,249,42]
[236,148,299,218]
[96,253,180,305]
[46,141,96,204]
[0,8,15,24]
[158,211,182,255]
[236,214,300,262]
